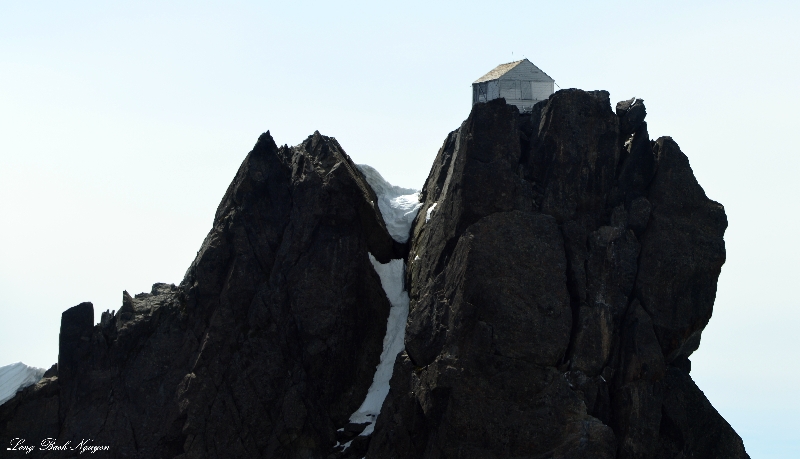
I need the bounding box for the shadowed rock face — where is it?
[1,131,399,458]
[0,91,747,459]
[368,92,746,459]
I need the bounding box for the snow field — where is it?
[0,362,46,406]
[357,164,421,243]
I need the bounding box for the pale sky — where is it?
[1,1,798,457]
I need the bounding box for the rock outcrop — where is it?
[2,131,401,458]
[369,92,745,459]
[0,90,748,459]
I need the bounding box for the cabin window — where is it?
[474,83,488,103]
[499,80,518,100]
[521,81,532,100]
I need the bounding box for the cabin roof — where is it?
[473,58,554,84]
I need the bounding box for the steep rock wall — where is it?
[1,131,401,458]
[368,91,746,459]
[0,91,747,459]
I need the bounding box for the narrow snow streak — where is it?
[350,255,409,436]
[0,362,46,406]
[335,439,354,452]
[425,202,438,223]
[349,164,420,436]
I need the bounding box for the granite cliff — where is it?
[0,89,748,458]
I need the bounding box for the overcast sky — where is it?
[1,1,798,456]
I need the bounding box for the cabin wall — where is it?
[502,61,553,82]
[498,80,553,102]
[488,80,499,100]
[473,83,485,104]
[499,80,520,101]
[473,81,502,104]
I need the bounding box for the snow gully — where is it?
[349,165,421,437]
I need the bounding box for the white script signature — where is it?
[7,438,110,454]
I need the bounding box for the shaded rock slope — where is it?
[0,90,747,459]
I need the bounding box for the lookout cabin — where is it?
[472,59,555,112]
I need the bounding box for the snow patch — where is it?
[335,439,354,452]
[425,202,437,223]
[357,164,421,243]
[347,165,417,438]
[349,254,409,436]
[0,362,46,406]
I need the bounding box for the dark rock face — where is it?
[176,132,396,458]
[1,132,398,458]
[399,209,615,459]
[369,92,746,459]
[0,91,747,459]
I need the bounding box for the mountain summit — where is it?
[0,90,748,459]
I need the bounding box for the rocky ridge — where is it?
[0,90,748,459]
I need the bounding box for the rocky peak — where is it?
[0,90,747,459]
[371,89,745,459]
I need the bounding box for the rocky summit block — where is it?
[1,131,401,458]
[0,90,747,459]
[369,91,746,459]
